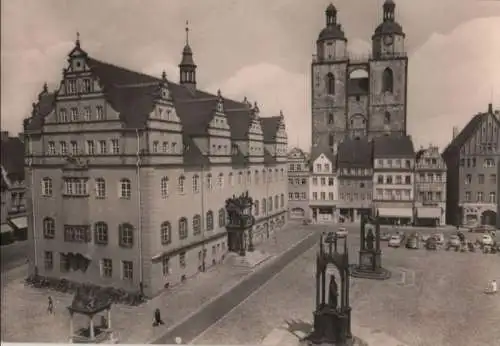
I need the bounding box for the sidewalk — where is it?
[1,224,314,343]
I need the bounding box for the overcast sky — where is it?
[1,0,499,150]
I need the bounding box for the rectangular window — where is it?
[111,139,120,154]
[301,192,307,199]
[64,225,91,243]
[122,261,133,280]
[162,256,170,276]
[179,252,186,268]
[44,251,53,270]
[328,178,334,186]
[83,106,91,121]
[465,191,471,202]
[48,141,56,155]
[70,108,78,121]
[490,192,496,203]
[64,178,88,196]
[101,259,112,278]
[83,79,91,93]
[320,177,326,186]
[404,175,411,184]
[328,192,334,200]
[153,141,159,153]
[99,140,107,154]
[60,253,69,272]
[477,192,483,202]
[71,141,78,155]
[87,140,95,155]
[320,192,326,200]
[60,141,67,155]
[465,174,472,184]
[478,174,485,184]
[312,177,318,186]
[312,192,318,200]
[96,106,104,120]
[59,108,68,122]
[490,174,497,184]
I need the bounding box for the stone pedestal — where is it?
[304,307,353,346]
[350,250,391,280]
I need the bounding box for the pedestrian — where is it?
[47,296,54,314]
[152,308,164,327]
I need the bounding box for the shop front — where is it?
[377,207,413,226]
[415,207,442,227]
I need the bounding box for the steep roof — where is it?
[442,112,499,157]
[25,48,281,145]
[260,116,281,142]
[0,136,25,182]
[373,134,415,158]
[337,137,372,168]
[309,146,336,166]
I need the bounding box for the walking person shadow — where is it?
[152,308,165,327]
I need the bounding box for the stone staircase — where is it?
[226,250,274,268]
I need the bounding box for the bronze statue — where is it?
[365,229,375,250]
[328,274,338,309]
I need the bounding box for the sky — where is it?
[1,0,500,151]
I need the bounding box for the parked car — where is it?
[446,235,461,251]
[406,234,420,249]
[335,227,348,238]
[432,233,445,246]
[480,234,494,246]
[425,237,438,250]
[389,235,402,248]
[421,234,431,242]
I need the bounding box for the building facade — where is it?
[373,135,415,225]
[287,147,310,220]
[23,32,288,297]
[1,132,28,244]
[311,1,408,152]
[443,104,499,226]
[414,146,447,226]
[308,147,338,223]
[336,138,373,223]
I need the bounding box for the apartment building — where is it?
[287,148,310,220]
[336,138,373,223]
[373,135,415,225]
[443,104,499,226]
[23,33,288,297]
[308,146,337,223]
[1,132,28,244]
[414,145,447,226]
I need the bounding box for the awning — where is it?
[9,216,28,230]
[416,207,441,219]
[1,223,14,234]
[377,208,413,218]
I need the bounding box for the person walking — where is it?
[47,296,54,314]
[153,308,165,327]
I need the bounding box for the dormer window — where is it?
[82,79,91,93]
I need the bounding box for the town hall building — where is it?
[23,28,288,297]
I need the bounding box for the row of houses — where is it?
[288,103,499,228]
[1,132,29,245]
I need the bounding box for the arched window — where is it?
[254,200,260,216]
[42,178,53,197]
[118,223,134,248]
[206,210,214,231]
[119,179,131,199]
[218,208,226,228]
[94,222,108,245]
[43,217,55,239]
[217,173,224,189]
[255,170,260,185]
[228,172,233,186]
[237,171,243,184]
[262,198,267,215]
[329,134,335,146]
[95,178,106,198]
[384,111,391,125]
[177,175,185,194]
[193,215,201,235]
[280,194,285,208]
[206,174,213,190]
[178,217,188,239]
[161,221,171,244]
[326,73,335,95]
[274,195,279,209]
[161,177,169,198]
[247,170,251,184]
[328,113,334,124]
[192,175,200,193]
[268,197,273,212]
[382,68,394,93]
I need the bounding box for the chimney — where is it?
[452,127,459,140]
[1,131,9,142]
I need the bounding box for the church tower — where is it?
[179,21,197,91]
[368,0,408,137]
[311,4,349,152]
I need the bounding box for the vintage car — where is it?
[432,233,445,246]
[446,235,461,251]
[388,235,403,248]
[425,237,438,250]
[480,234,494,246]
[335,227,348,238]
[405,233,420,249]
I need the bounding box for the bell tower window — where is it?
[326,73,335,95]
[384,111,391,125]
[382,68,393,93]
[328,113,334,124]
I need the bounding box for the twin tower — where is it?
[311,0,408,151]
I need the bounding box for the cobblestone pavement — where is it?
[193,227,500,346]
[0,224,314,343]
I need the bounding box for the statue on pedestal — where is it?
[328,275,338,309]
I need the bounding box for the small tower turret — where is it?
[372,0,405,58]
[315,3,347,61]
[179,21,197,91]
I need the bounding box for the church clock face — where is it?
[383,35,394,46]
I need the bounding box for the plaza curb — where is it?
[145,229,317,344]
